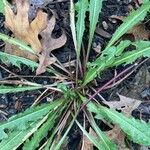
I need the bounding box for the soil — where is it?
[0,0,150,150]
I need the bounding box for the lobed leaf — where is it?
[112,43,150,66]
[83,40,131,85]
[83,2,150,85]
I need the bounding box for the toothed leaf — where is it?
[0,99,63,140]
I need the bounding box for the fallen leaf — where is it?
[4,0,48,53]
[81,128,94,150]
[106,126,129,150]
[36,50,56,75]
[103,94,142,116]
[128,24,150,40]
[36,15,67,75]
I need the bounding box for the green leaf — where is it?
[0,85,42,94]
[0,51,38,71]
[0,33,35,54]
[104,2,150,51]
[0,115,49,150]
[70,0,77,51]
[23,111,58,150]
[76,119,105,150]
[88,103,150,146]
[0,1,4,14]
[87,0,103,59]
[87,113,116,150]
[0,51,56,74]
[51,113,76,150]
[76,0,88,58]
[83,40,131,85]
[112,43,150,66]
[0,99,64,140]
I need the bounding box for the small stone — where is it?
[102,21,108,30]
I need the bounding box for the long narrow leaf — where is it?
[23,111,58,150]
[104,2,150,51]
[76,0,88,58]
[70,0,77,51]
[0,33,35,54]
[75,119,104,149]
[86,0,103,60]
[0,1,4,14]
[0,85,42,94]
[0,115,49,150]
[88,102,150,146]
[0,99,64,140]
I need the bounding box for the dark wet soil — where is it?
[0,0,150,149]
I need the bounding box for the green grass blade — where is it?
[0,99,64,140]
[104,2,150,51]
[76,0,88,59]
[0,85,42,94]
[86,0,103,61]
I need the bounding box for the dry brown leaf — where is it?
[106,126,129,150]
[128,24,150,40]
[4,0,48,53]
[36,50,56,75]
[81,128,94,150]
[103,94,142,116]
[36,15,67,75]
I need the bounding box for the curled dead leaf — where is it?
[36,15,67,75]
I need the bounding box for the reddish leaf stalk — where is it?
[80,63,137,111]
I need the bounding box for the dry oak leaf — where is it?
[103,94,142,117]
[36,15,67,75]
[106,126,129,150]
[4,0,48,53]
